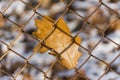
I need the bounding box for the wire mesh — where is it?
[0,0,120,80]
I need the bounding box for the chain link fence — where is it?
[0,0,120,80]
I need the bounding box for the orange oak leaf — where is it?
[32,16,82,69]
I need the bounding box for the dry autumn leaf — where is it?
[32,16,82,69]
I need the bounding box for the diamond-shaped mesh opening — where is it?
[3,0,35,25]
[15,63,45,80]
[29,52,56,68]
[92,38,120,63]
[0,51,25,78]
[80,56,107,80]
[79,23,103,50]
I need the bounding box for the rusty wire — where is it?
[0,0,120,80]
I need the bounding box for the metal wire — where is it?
[0,0,120,80]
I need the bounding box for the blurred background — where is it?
[0,0,120,80]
